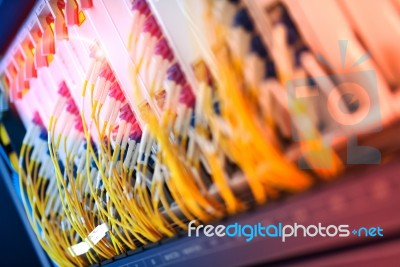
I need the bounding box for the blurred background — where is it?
[0,1,41,266]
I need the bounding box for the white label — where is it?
[68,223,109,257]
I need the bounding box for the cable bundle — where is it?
[19,107,88,266]
[169,0,314,207]
[17,1,378,266]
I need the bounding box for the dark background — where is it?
[0,0,42,266]
[0,0,36,55]
[0,176,41,266]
